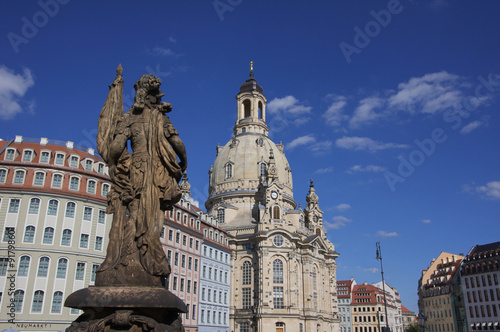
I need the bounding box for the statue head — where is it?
[133,74,165,108]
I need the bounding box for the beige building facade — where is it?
[205,70,340,332]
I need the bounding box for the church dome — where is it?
[239,73,263,94]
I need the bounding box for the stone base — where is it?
[64,286,187,332]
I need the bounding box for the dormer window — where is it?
[70,156,79,168]
[52,174,63,188]
[13,170,25,184]
[40,151,50,163]
[85,159,93,171]
[55,153,64,166]
[87,180,96,194]
[22,150,33,162]
[5,149,15,160]
[0,169,7,183]
[97,163,104,174]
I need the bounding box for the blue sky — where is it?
[1,0,499,313]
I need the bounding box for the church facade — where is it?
[205,68,340,332]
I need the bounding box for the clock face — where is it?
[271,191,278,199]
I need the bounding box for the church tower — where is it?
[206,64,340,332]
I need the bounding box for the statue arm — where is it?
[168,135,187,173]
[108,133,128,179]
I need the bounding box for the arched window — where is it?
[217,209,225,223]
[37,257,50,277]
[225,163,233,179]
[258,101,263,119]
[56,258,68,278]
[18,256,30,276]
[102,184,110,197]
[13,290,24,313]
[47,199,58,216]
[272,205,280,219]
[260,163,267,178]
[61,229,72,246]
[31,290,44,313]
[51,291,63,313]
[24,226,35,243]
[0,168,7,183]
[52,174,63,188]
[273,259,283,283]
[312,266,317,291]
[243,100,251,118]
[33,172,45,185]
[43,227,54,244]
[29,198,40,214]
[65,202,75,218]
[69,177,80,191]
[13,170,25,184]
[87,180,96,194]
[242,261,252,285]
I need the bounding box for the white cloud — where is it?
[169,36,177,43]
[422,219,431,224]
[335,136,409,152]
[0,66,34,120]
[347,164,387,174]
[364,267,379,274]
[349,96,385,128]
[377,230,399,237]
[335,203,351,211]
[476,181,500,200]
[315,167,334,174]
[287,135,316,150]
[149,46,181,57]
[324,216,353,229]
[322,96,347,127]
[388,71,463,114]
[310,140,332,154]
[460,120,482,134]
[267,95,312,115]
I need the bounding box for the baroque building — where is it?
[0,136,112,331]
[460,241,500,331]
[205,68,340,332]
[338,279,356,332]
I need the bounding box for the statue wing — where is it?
[97,64,125,164]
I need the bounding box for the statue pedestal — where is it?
[65,286,187,331]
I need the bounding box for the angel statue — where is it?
[95,65,187,286]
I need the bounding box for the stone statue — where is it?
[95,65,187,286]
[65,65,187,331]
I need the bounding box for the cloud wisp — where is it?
[336,136,408,152]
[0,66,34,120]
[377,230,399,237]
[324,216,353,229]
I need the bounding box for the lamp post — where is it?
[376,242,390,332]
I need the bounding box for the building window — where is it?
[70,156,79,168]
[225,163,233,179]
[52,174,63,188]
[18,255,30,276]
[13,290,24,313]
[24,226,35,243]
[80,234,89,248]
[65,202,76,218]
[5,149,15,160]
[182,235,187,246]
[188,257,192,270]
[40,151,50,163]
[23,150,32,161]
[176,232,180,243]
[85,159,93,170]
[75,262,85,280]
[194,259,198,272]
[29,198,40,214]
[3,227,15,241]
[97,163,104,174]
[91,264,99,282]
[57,258,68,278]
[273,286,284,308]
[55,153,64,165]
[0,258,7,276]
[98,210,106,223]
[273,235,284,247]
[102,184,109,197]
[43,227,54,244]
[195,240,199,251]
[187,280,191,293]
[0,169,6,183]
[13,170,25,184]
[69,177,80,190]
[31,290,44,313]
[172,276,177,291]
[61,229,72,246]
[242,288,252,309]
[312,266,317,291]
[180,278,185,292]
[193,281,197,294]
[189,238,193,248]
[272,205,280,219]
[260,162,267,178]
[51,291,63,313]
[37,257,50,277]
[273,259,284,283]
[34,172,45,185]
[83,207,92,221]
[95,236,103,250]
[87,180,96,194]
[168,230,173,241]
[174,252,179,266]
[217,209,225,223]
[242,261,252,285]
[47,199,58,215]
[8,199,20,213]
